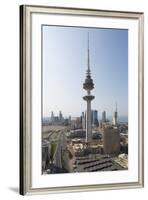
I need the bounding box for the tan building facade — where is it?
[103,127,120,155]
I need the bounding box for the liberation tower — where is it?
[83,34,95,143]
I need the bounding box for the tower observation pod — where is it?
[83,33,95,143]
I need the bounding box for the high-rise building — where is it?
[59,111,63,122]
[102,111,106,122]
[82,112,86,130]
[113,103,118,125]
[68,115,71,124]
[83,34,95,143]
[91,110,99,127]
[51,111,54,122]
[99,120,103,129]
[103,126,120,155]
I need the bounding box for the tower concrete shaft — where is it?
[83,96,94,142]
[86,100,91,142]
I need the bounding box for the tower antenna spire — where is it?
[116,102,117,112]
[87,32,90,75]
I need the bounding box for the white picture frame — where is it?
[20,5,144,195]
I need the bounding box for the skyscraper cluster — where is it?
[50,111,64,123]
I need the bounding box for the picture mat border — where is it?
[20,5,144,195]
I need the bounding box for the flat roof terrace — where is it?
[74,155,125,172]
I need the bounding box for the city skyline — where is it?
[43,25,128,118]
[44,109,128,124]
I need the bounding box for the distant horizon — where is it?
[43,26,128,117]
[43,112,128,122]
[43,108,128,119]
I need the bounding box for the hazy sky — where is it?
[42,25,128,118]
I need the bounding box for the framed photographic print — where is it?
[20,5,144,195]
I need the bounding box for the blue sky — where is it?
[42,25,128,118]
